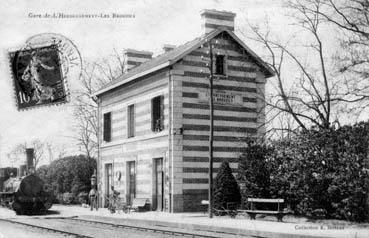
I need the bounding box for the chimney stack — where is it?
[123,49,153,73]
[162,44,176,53]
[26,148,34,174]
[200,9,236,34]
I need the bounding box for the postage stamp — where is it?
[8,33,81,110]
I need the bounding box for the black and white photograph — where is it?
[0,0,368,237]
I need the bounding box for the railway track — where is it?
[0,216,259,238]
[58,217,257,238]
[0,218,93,238]
[62,217,221,238]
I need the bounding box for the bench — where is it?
[201,200,209,213]
[131,198,150,212]
[242,198,290,222]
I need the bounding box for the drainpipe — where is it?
[168,66,173,213]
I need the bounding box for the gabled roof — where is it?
[93,28,274,96]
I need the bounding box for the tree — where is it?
[270,126,369,221]
[213,161,241,210]
[9,139,46,169]
[37,155,96,203]
[309,0,369,112]
[46,142,67,163]
[245,0,369,136]
[72,49,126,158]
[237,141,271,200]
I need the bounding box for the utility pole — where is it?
[0,134,2,168]
[208,40,214,218]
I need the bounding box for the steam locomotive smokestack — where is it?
[26,148,34,173]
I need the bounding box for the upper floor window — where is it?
[215,55,226,75]
[103,112,112,142]
[127,104,135,138]
[152,95,164,132]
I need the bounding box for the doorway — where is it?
[105,163,113,207]
[127,161,136,205]
[154,158,164,211]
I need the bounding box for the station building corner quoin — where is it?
[93,9,273,212]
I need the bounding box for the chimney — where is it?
[123,49,153,72]
[26,148,34,174]
[162,44,176,53]
[200,9,236,34]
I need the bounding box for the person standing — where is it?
[89,172,98,211]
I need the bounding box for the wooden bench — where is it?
[131,198,150,212]
[242,198,290,222]
[201,200,209,213]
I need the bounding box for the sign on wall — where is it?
[198,89,243,106]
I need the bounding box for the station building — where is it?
[93,9,274,212]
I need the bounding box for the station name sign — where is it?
[198,90,243,106]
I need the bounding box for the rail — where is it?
[65,217,244,238]
[0,218,93,238]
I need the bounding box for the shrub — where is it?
[78,192,88,204]
[213,161,241,211]
[62,192,75,204]
[238,141,271,200]
[56,193,64,204]
[238,123,369,222]
[36,155,96,200]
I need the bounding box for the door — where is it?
[127,161,136,205]
[154,158,164,211]
[105,163,113,207]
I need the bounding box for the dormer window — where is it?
[215,55,226,75]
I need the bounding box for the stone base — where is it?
[182,189,208,212]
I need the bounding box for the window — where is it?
[215,55,226,75]
[152,95,164,132]
[127,104,135,138]
[103,112,111,142]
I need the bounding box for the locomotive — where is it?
[0,148,52,215]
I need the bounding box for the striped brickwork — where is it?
[200,9,236,34]
[97,32,267,212]
[123,49,153,72]
[176,33,266,211]
[98,70,170,209]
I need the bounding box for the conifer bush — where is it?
[213,161,241,211]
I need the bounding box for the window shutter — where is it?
[160,95,164,129]
[151,98,155,131]
[103,112,111,142]
[128,105,135,137]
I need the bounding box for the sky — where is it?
[0,0,289,167]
